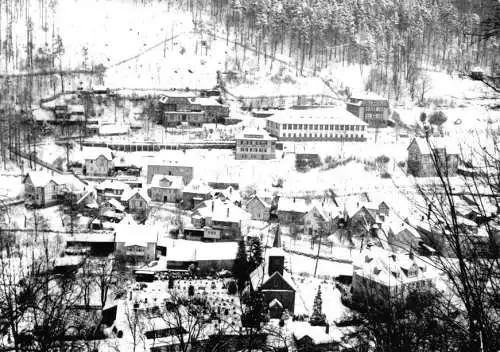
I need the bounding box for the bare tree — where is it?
[409,133,500,351]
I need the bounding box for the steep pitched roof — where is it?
[193,198,250,223]
[408,137,459,155]
[150,175,184,189]
[247,195,271,209]
[121,188,151,203]
[80,147,113,161]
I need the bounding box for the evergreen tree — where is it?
[242,290,268,328]
[310,286,326,326]
[232,239,250,290]
[249,237,264,270]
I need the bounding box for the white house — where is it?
[24,171,87,208]
[245,195,271,221]
[121,188,151,213]
[149,175,183,203]
[352,247,436,307]
[82,147,114,176]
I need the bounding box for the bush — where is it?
[380,172,392,179]
[397,161,406,169]
[227,280,238,295]
[375,155,390,164]
[188,285,195,296]
[428,111,447,126]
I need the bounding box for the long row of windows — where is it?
[239,147,269,153]
[283,133,363,139]
[281,123,364,131]
[238,140,271,145]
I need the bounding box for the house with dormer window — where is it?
[352,247,435,307]
[149,175,183,203]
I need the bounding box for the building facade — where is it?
[146,164,193,184]
[158,95,229,127]
[182,180,212,210]
[191,199,250,241]
[83,148,114,176]
[250,246,296,317]
[407,138,459,177]
[122,189,150,213]
[149,175,184,203]
[346,94,390,125]
[265,108,367,142]
[235,129,277,160]
[352,248,435,307]
[24,171,86,208]
[245,195,271,221]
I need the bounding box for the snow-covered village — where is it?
[0,0,499,351]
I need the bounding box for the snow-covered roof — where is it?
[120,188,151,203]
[80,147,113,161]
[353,247,435,287]
[25,171,86,192]
[249,265,296,292]
[277,197,311,213]
[268,108,368,126]
[183,179,212,194]
[67,232,116,243]
[161,238,238,261]
[235,128,277,141]
[247,195,271,209]
[194,96,223,106]
[114,223,159,246]
[193,198,249,223]
[291,322,342,344]
[408,137,460,155]
[348,92,388,102]
[103,198,126,212]
[96,179,130,191]
[211,186,241,203]
[150,174,184,190]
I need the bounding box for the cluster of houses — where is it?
[157,92,230,127]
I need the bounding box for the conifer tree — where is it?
[232,239,250,290]
[310,286,326,326]
[249,237,263,269]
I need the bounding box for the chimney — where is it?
[227,207,229,217]
[293,197,296,203]
[211,201,214,212]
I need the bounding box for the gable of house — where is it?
[261,272,295,292]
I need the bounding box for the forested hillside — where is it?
[192,0,500,100]
[0,0,497,104]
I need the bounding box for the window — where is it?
[314,125,318,130]
[288,124,292,129]
[340,125,344,131]
[304,124,308,130]
[320,125,323,130]
[335,125,339,130]
[350,125,355,131]
[309,124,313,129]
[330,125,333,130]
[283,124,287,130]
[298,124,302,129]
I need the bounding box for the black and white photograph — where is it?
[0,0,499,351]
